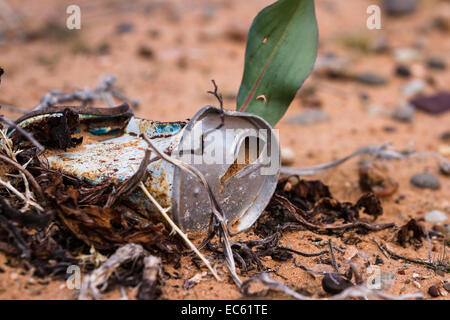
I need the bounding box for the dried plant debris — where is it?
[35,75,139,110]
[41,174,180,253]
[359,163,399,197]
[137,255,163,300]
[11,108,82,150]
[260,176,389,236]
[397,219,426,246]
[79,243,146,300]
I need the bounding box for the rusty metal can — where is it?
[14,105,280,233]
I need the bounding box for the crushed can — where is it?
[12,105,280,233]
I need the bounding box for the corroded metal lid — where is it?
[172,106,280,233]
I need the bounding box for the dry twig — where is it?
[79,243,145,300]
[0,116,45,153]
[0,154,44,201]
[137,255,163,300]
[138,181,221,282]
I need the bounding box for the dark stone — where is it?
[410,173,441,190]
[384,0,417,16]
[439,162,450,176]
[427,57,446,70]
[374,256,384,265]
[391,103,415,122]
[355,72,387,86]
[444,283,450,292]
[441,131,450,142]
[138,45,155,60]
[395,65,411,78]
[428,285,440,298]
[322,273,353,294]
[411,92,450,115]
[116,23,134,34]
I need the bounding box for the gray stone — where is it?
[116,23,135,34]
[395,65,412,78]
[439,162,450,176]
[355,72,387,86]
[394,48,420,64]
[402,79,426,97]
[391,102,415,122]
[287,109,329,126]
[410,173,441,190]
[372,36,389,53]
[427,57,447,70]
[444,282,450,292]
[425,210,447,223]
[384,0,417,16]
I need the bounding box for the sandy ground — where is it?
[0,0,449,299]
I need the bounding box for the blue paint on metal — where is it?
[154,123,183,134]
[88,127,121,136]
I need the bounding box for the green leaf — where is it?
[237,0,318,126]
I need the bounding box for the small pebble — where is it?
[440,131,450,142]
[366,104,386,117]
[427,57,446,70]
[391,102,415,122]
[428,285,440,298]
[443,283,450,292]
[395,65,411,78]
[402,79,426,97]
[287,108,329,125]
[374,256,384,265]
[224,23,248,43]
[116,22,134,34]
[439,145,450,157]
[322,273,353,294]
[372,36,389,53]
[411,92,450,114]
[383,0,417,16]
[281,147,296,166]
[355,72,387,86]
[394,48,420,64]
[440,162,450,176]
[138,45,155,60]
[410,173,441,190]
[425,210,447,223]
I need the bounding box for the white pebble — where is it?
[281,147,296,166]
[425,210,448,223]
